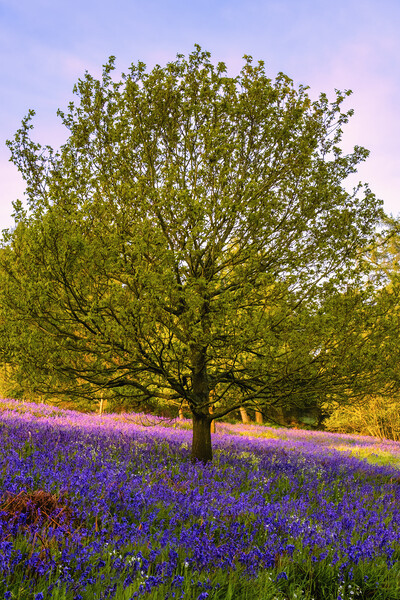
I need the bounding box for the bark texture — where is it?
[191,413,213,463]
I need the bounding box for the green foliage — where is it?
[0,46,386,456]
[325,395,400,441]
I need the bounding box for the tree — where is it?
[323,217,400,440]
[0,46,383,461]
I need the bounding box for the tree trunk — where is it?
[255,410,263,424]
[190,342,212,461]
[209,403,216,434]
[240,406,250,424]
[191,413,213,463]
[179,407,184,420]
[209,389,216,434]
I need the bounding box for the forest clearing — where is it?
[1,399,400,600]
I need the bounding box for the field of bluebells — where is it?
[1,399,400,600]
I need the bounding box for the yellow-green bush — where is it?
[325,395,400,440]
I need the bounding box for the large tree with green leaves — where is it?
[0,46,383,461]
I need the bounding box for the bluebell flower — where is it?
[2,397,400,597]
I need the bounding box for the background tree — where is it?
[324,217,400,439]
[0,46,384,461]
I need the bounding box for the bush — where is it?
[325,395,400,440]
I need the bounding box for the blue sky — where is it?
[1,0,399,230]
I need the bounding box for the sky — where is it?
[1,0,399,231]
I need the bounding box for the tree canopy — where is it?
[0,46,384,461]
